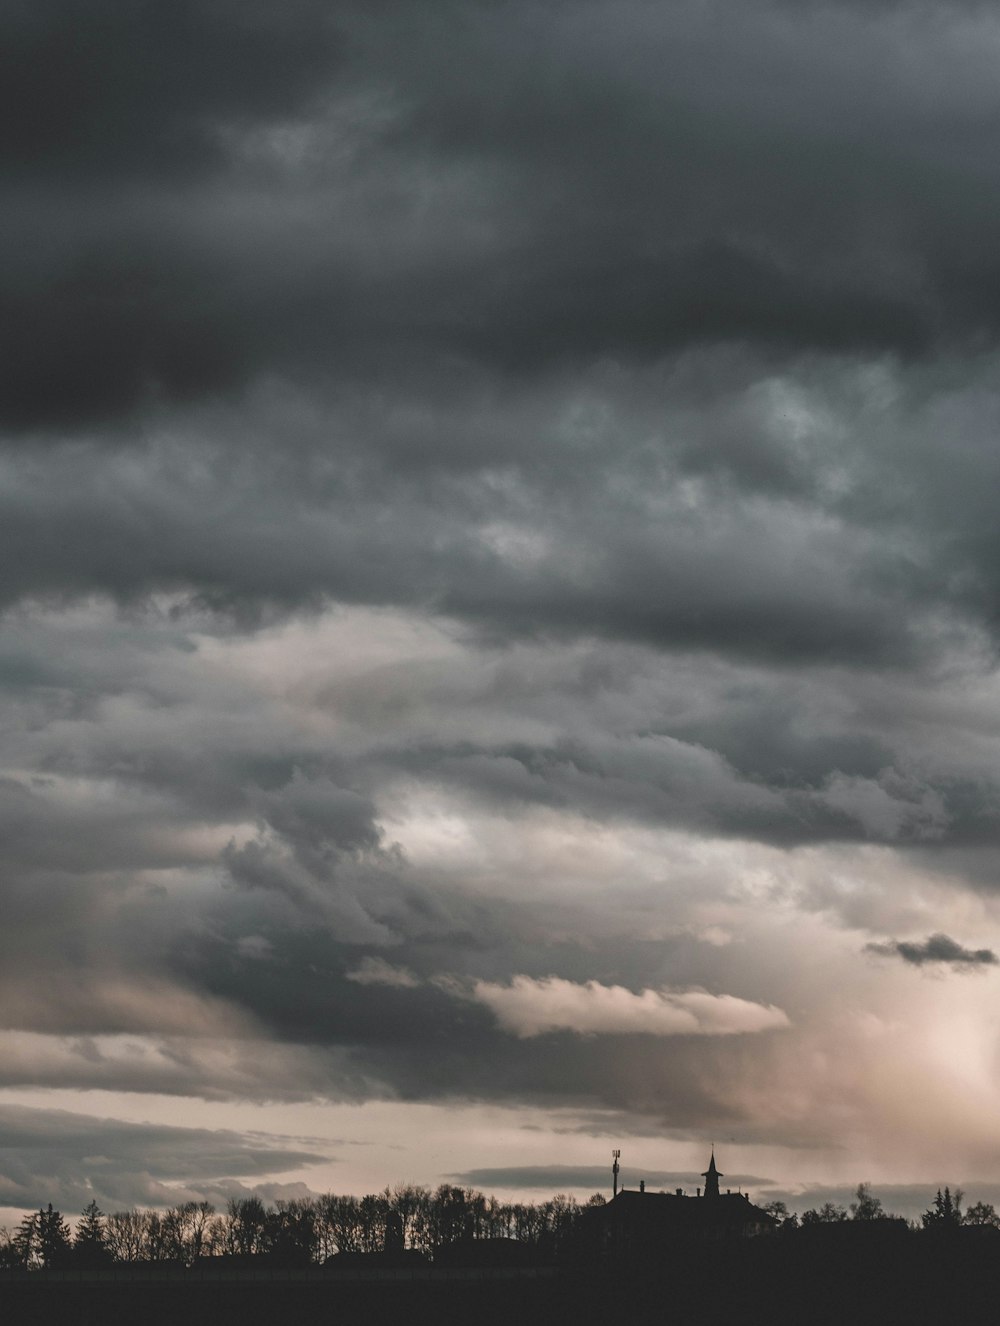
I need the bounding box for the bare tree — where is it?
[963,1200,1000,1228]
[220,1196,268,1256]
[389,1184,431,1251]
[268,1198,318,1265]
[105,1209,148,1263]
[800,1202,848,1224]
[185,1201,216,1261]
[316,1194,363,1255]
[357,1193,389,1253]
[850,1184,885,1221]
[155,1201,217,1264]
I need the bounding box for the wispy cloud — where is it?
[345,957,421,988]
[471,976,790,1039]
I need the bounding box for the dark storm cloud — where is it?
[0,391,954,671]
[0,1,343,177]
[349,1028,827,1145]
[0,0,343,428]
[387,734,950,847]
[7,0,1000,1166]
[3,0,1000,686]
[7,0,1000,430]
[0,584,989,1111]
[865,933,999,968]
[165,926,809,1136]
[0,1104,330,1212]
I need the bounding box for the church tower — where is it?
[701,1150,722,1199]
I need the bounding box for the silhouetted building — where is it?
[581,1152,775,1264]
[702,1150,722,1199]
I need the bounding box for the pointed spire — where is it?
[701,1149,723,1199]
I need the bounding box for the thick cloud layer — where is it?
[5,0,1000,1208]
[450,1165,773,1195]
[0,1104,329,1212]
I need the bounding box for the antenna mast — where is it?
[612,1149,621,1198]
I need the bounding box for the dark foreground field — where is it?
[3,1233,999,1326]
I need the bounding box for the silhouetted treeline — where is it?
[760,1182,1000,1232]
[0,1185,601,1269]
[4,1180,998,1274]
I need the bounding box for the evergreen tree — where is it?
[74,1200,111,1266]
[33,1209,71,1267]
[922,1186,964,1229]
[12,1212,38,1269]
[0,1226,17,1270]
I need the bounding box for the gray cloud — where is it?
[0,1,343,178]
[450,1165,774,1194]
[4,0,1000,438]
[0,1104,330,1212]
[865,933,1000,969]
[5,0,1000,1204]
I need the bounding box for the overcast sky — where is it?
[7,0,1000,1225]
